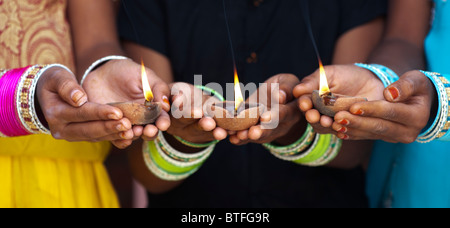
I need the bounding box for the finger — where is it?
[198,117,216,132]
[237,130,249,141]
[333,112,419,143]
[142,125,160,141]
[112,139,133,149]
[229,135,249,145]
[293,75,320,98]
[54,102,123,123]
[248,125,264,141]
[305,109,321,124]
[298,95,314,112]
[348,100,428,128]
[277,74,301,102]
[384,71,431,102]
[309,122,336,135]
[213,127,228,141]
[47,67,88,107]
[58,119,132,141]
[97,129,135,142]
[156,111,171,131]
[147,68,171,111]
[132,125,144,138]
[319,115,334,128]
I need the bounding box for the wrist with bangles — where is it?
[355,63,450,143]
[263,124,342,167]
[80,55,129,86]
[416,71,450,142]
[0,64,73,137]
[143,85,225,181]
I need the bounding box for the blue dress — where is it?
[367,0,450,208]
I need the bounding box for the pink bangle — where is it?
[0,66,32,137]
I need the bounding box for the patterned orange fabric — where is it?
[0,0,75,70]
[0,0,118,208]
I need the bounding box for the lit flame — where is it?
[234,67,244,111]
[141,61,154,102]
[318,59,331,96]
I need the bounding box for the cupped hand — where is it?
[293,64,385,135]
[36,66,133,144]
[164,83,227,143]
[329,70,435,143]
[229,74,304,145]
[82,59,171,148]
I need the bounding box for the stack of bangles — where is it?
[416,71,450,142]
[142,85,224,181]
[0,64,71,138]
[355,63,450,143]
[263,125,342,166]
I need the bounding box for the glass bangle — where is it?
[143,141,201,181]
[173,135,219,149]
[294,134,332,164]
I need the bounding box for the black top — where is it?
[118,0,386,208]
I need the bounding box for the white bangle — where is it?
[18,64,73,135]
[80,55,129,86]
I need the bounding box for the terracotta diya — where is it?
[109,101,161,126]
[312,91,367,117]
[311,62,367,117]
[207,68,264,131]
[108,62,161,125]
[209,101,265,131]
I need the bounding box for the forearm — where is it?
[367,0,431,74]
[68,0,125,79]
[368,38,425,75]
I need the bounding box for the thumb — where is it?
[49,67,88,107]
[273,74,300,104]
[384,70,431,102]
[293,72,320,99]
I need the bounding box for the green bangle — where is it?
[157,131,214,162]
[263,124,315,155]
[294,134,332,164]
[173,135,219,149]
[304,137,342,167]
[143,141,201,181]
[195,85,225,102]
[146,141,203,174]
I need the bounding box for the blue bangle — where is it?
[417,71,450,143]
[355,63,399,87]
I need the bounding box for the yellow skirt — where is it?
[0,135,119,208]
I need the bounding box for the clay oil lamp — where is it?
[209,69,264,131]
[109,62,161,125]
[312,61,367,117]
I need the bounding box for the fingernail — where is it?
[120,132,127,139]
[261,112,271,122]
[354,109,364,115]
[116,124,125,132]
[388,87,400,100]
[108,113,120,120]
[279,91,287,104]
[338,127,348,133]
[339,134,349,140]
[163,96,170,107]
[338,119,350,126]
[71,90,87,106]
